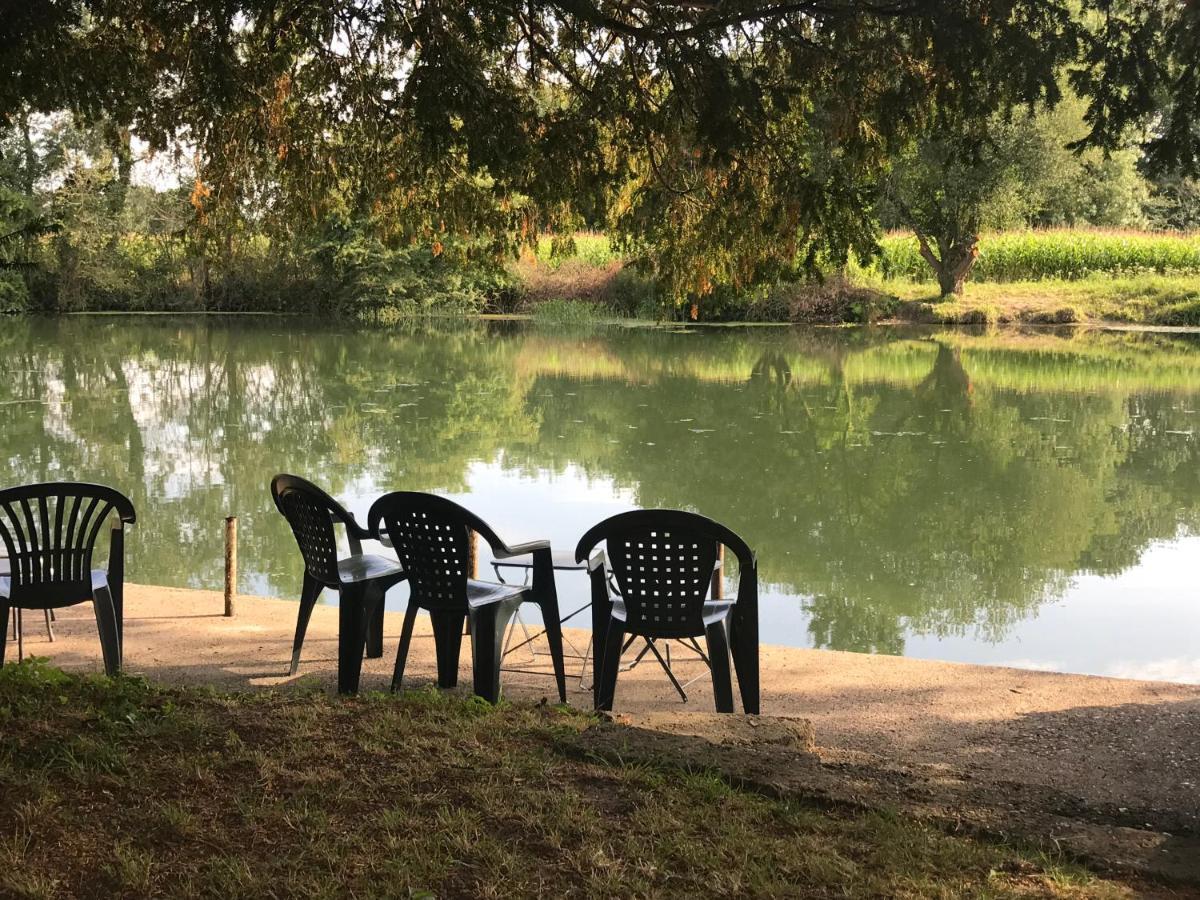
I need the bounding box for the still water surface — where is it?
[2,317,1198,682]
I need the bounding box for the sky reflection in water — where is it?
[2,317,1197,682]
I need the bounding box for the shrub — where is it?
[0,270,30,312]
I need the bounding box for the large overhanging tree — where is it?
[1,1,1197,307]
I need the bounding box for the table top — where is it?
[491,550,586,571]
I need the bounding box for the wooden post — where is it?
[712,543,725,600]
[224,516,237,617]
[464,529,479,636]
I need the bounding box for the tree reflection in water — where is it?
[2,317,1197,660]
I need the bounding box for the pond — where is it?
[2,316,1198,683]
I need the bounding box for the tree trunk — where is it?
[915,231,980,297]
[110,126,133,216]
[106,126,133,254]
[20,110,36,198]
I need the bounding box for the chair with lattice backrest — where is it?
[367,491,567,704]
[0,482,136,674]
[575,509,759,714]
[271,475,406,693]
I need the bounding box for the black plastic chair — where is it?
[0,482,136,674]
[367,491,567,704]
[575,510,759,714]
[271,474,406,693]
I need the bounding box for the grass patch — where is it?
[0,659,1159,898]
[530,298,607,326]
[521,231,1200,326]
[882,275,1200,326]
[533,232,621,269]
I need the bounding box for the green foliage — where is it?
[0,270,29,311]
[302,224,519,317]
[1146,174,1200,231]
[878,230,1200,282]
[878,85,1161,296]
[1018,93,1150,229]
[2,0,1196,312]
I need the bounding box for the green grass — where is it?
[877,229,1200,283]
[533,232,620,269]
[881,275,1200,326]
[523,231,1200,326]
[530,297,606,326]
[0,660,1154,899]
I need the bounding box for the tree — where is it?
[882,119,1043,296]
[1145,173,1200,231]
[1023,92,1149,229]
[881,89,1154,296]
[0,1,1196,307]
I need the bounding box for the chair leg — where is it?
[596,620,625,711]
[0,604,9,665]
[536,598,568,704]
[336,586,369,695]
[44,609,54,642]
[290,573,323,676]
[391,603,420,691]
[468,600,520,704]
[728,615,760,715]
[16,608,24,663]
[429,610,466,689]
[591,593,607,709]
[704,621,735,714]
[365,592,386,660]
[92,588,122,676]
[644,639,689,702]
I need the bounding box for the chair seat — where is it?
[0,569,109,603]
[337,554,405,585]
[610,596,735,628]
[467,579,530,609]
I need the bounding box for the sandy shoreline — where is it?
[10,581,1200,875]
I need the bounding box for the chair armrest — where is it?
[587,551,606,573]
[329,509,372,555]
[491,539,551,560]
[329,509,371,540]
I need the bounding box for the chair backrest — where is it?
[0,482,136,608]
[270,474,345,587]
[367,492,484,611]
[575,509,755,639]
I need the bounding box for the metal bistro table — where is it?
[493,549,724,700]
[492,550,595,688]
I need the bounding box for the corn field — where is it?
[877,230,1200,282]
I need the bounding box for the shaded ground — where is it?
[13,584,1200,887]
[0,662,1180,899]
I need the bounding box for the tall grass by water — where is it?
[533,232,620,268]
[878,229,1200,282]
